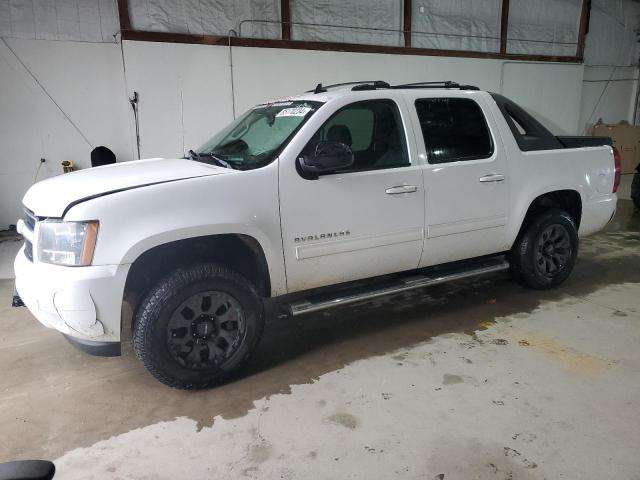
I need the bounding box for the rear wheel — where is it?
[133,263,264,389]
[509,209,578,289]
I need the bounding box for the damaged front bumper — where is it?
[13,246,129,356]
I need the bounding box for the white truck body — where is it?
[14,86,617,357]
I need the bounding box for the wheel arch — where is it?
[511,189,582,248]
[123,233,272,330]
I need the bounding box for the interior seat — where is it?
[327,124,353,147]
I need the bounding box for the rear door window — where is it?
[415,98,494,164]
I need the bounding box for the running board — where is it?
[288,258,509,316]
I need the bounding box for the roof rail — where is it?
[391,81,479,90]
[352,81,392,91]
[394,81,458,87]
[307,80,479,94]
[307,80,390,93]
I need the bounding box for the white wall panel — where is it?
[230,45,502,114]
[579,66,639,133]
[501,61,584,134]
[120,41,234,159]
[0,38,131,228]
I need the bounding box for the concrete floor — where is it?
[0,199,638,480]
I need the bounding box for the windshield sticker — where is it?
[255,101,293,109]
[270,101,294,107]
[276,106,312,117]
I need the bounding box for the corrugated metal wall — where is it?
[2,0,638,64]
[0,0,119,42]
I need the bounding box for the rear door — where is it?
[403,92,510,266]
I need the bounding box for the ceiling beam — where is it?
[121,30,581,64]
[116,0,131,31]
[403,0,412,47]
[500,0,510,54]
[281,0,291,41]
[576,0,590,60]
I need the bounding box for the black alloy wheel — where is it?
[509,208,578,289]
[166,291,246,369]
[534,224,573,278]
[133,263,264,389]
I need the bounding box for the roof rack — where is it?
[307,80,390,93]
[307,80,479,94]
[392,81,480,91]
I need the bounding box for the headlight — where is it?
[38,221,99,266]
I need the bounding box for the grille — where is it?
[22,207,37,263]
[23,208,37,231]
[24,240,33,262]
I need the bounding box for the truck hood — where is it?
[23,158,230,218]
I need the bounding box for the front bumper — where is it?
[63,333,121,356]
[14,247,129,354]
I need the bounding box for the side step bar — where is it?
[288,258,509,316]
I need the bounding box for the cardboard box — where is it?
[591,121,640,174]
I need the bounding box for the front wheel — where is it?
[133,263,264,389]
[509,209,578,289]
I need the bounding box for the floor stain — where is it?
[248,441,271,464]
[326,413,359,430]
[503,446,537,469]
[442,374,464,385]
[512,433,536,443]
[505,327,609,376]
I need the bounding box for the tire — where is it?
[509,209,578,290]
[133,263,264,389]
[631,170,640,210]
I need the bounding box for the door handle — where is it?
[385,185,418,194]
[479,174,505,183]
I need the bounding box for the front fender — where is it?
[63,163,287,296]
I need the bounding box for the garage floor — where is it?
[1,198,638,479]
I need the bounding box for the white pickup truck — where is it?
[14,80,619,389]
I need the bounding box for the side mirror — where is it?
[298,141,354,178]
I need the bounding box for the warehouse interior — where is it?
[1,0,639,478]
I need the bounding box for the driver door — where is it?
[278,97,425,293]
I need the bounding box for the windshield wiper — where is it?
[203,152,234,169]
[185,150,234,169]
[185,149,199,160]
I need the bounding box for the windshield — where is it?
[195,100,323,170]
